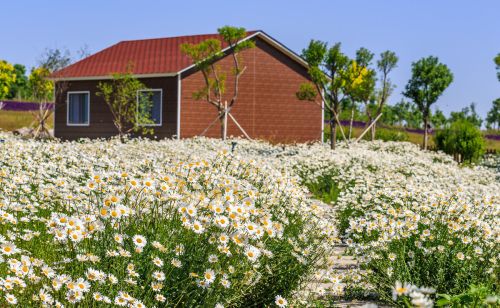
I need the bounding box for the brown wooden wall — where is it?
[180,37,322,143]
[54,77,178,140]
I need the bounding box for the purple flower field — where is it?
[0,100,54,112]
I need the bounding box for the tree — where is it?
[297,41,350,149]
[486,98,500,130]
[494,53,500,82]
[372,51,398,137]
[7,64,29,99]
[403,56,453,150]
[28,67,55,138]
[28,67,54,102]
[38,48,72,73]
[430,108,447,129]
[449,103,482,127]
[0,60,16,99]
[97,71,154,142]
[181,26,255,140]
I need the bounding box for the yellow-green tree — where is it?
[343,60,376,139]
[0,60,16,99]
[28,67,54,102]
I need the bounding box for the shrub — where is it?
[435,120,485,163]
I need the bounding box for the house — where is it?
[51,31,323,142]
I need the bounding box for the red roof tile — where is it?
[51,31,259,79]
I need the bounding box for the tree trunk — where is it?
[423,116,429,150]
[330,119,336,150]
[370,123,376,141]
[220,110,227,141]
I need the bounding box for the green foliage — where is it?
[96,71,154,139]
[449,102,483,127]
[375,50,398,109]
[403,56,454,117]
[382,100,423,128]
[436,284,499,307]
[296,83,317,101]
[0,60,16,99]
[181,39,225,100]
[486,98,500,130]
[494,53,500,82]
[403,56,453,148]
[373,127,409,142]
[377,51,399,78]
[298,40,352,149]
[435,120,485,163]
[355,47,374,67]
[7,64,29,99]
[217,25,255,53]
[180,26,255,140]
[431,108,447,129]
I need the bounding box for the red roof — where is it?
[52,31,259,79]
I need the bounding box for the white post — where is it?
[176,74,181,140]
[223,101,228,141]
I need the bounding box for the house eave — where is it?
[50,72,179,82]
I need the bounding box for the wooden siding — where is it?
[180,37,322,143]
[54,77,177,140]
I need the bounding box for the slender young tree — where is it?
[372,51,398,138]
[297,41,350,149]
[403,56,453,150]
[97,71,154,142]
[181,26,255,140]
[28,67,54,138]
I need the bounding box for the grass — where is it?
[0,110,54,131]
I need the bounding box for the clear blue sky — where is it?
[2,0,499,118]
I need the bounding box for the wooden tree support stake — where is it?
[354,113,383,143]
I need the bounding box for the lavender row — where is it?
[0,101,54,111]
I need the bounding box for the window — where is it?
[67,91,90,126]
[137,89,162,126]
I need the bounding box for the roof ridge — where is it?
[118,30,260,44]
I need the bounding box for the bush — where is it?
[435,120,485,163]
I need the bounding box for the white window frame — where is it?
[137,89,163,127]
[66,91,90,126]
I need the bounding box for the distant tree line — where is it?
[297,41,500,150]
[0,46,89,102]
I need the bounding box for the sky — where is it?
[2,0,499,119]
